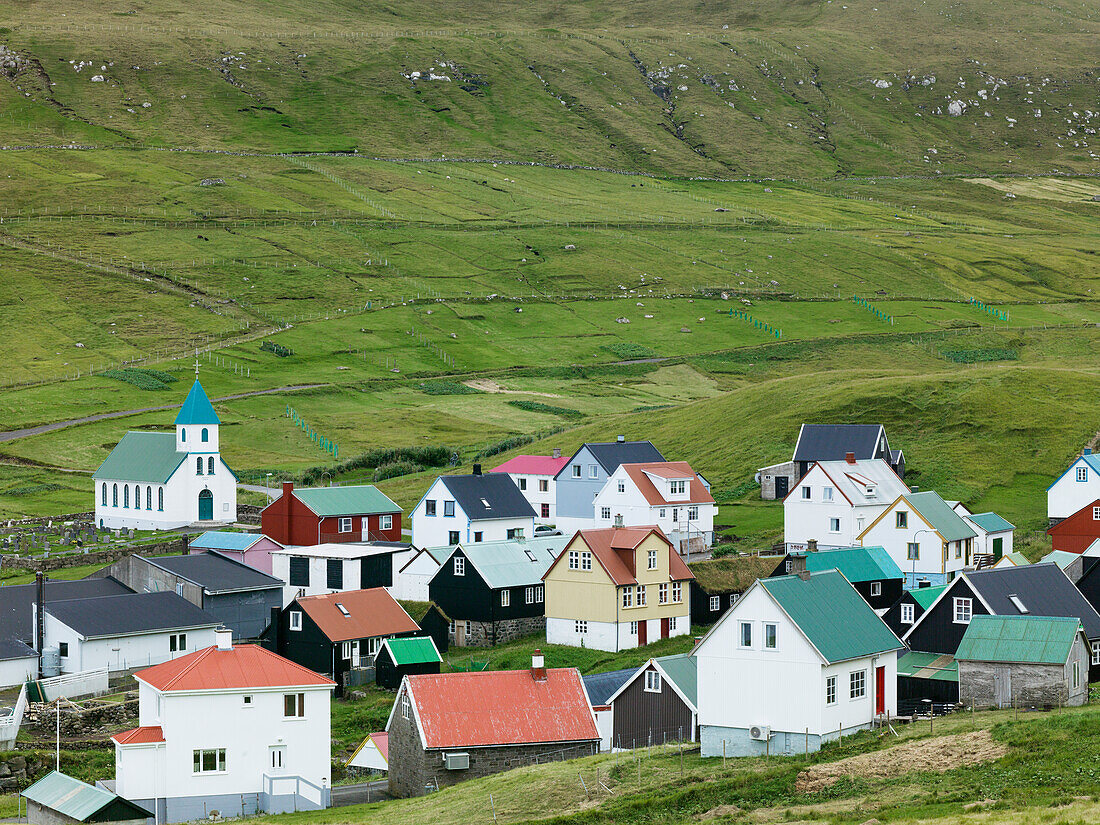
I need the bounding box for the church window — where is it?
[181,428,186,442]
[208,456,215,475]
[123,485,129,508]
[146,486,152,510]
[113,484,118,507]
[196,457,204,475]
[201,428,209,443]
[158,488,164,511]
[102,483,107,506]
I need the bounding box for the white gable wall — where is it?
[1048,457,1100,521]
[411,478,534,549]
[592,466,716,547]
[783,465,890,549]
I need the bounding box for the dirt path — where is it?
[463,378,562,397]
[794,730,1007,793]
[0,384,327,443]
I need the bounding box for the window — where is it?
[541,504,550,518]
[672,508,678,522]
[672,582,682,602]
[283,693,305,718]
[659,508,666,518]
[196,457,204,475]
[454,557,465,576]
[896,511,908,529]
[539,479,549,493]
[630,621,638,635]
[575,620,588,634]
[669,616,677,632]
[907,542,919,561]
[341,641,355,660]
[380,514,393,531]
[901,603,915,624]
[1072,660,1080,689]
[525,586,535,604]
[444,500,455,517]
[59,642,68,658]
[730,593,739,606]
[1078,466,1088,482]
[169,633,187,652]
[123,485,129,508]
[425,499,437,517]
[709,595,720,612]
[519,478,527,491]
[688,506,699,520]
[208,456,215,475]
[589,465,598,479]
[146,486,152,510]
[568,550,580,570]
[113,483,118,507]
[670,480,686,495]
[572,465,581,478]
[644,670,662,693]
[193,749,226,774]
[826,675,837,705]
[740,622,752,647]
[448,531,460,545]
[850,670,866,699]
[870,581,882,597]
[764,623,777,649]
[507,528,524,540]
[823,486,834,501]
[622,588,633,608]
[201,427,209,443]
[289,557,309,587]
[289,611,302,631]
[536,585,544,603]
[101,483,107,506]
[582,552,592,570]
[401,694,410,720]
[617,480,625,493]
[326,559,343,590]
[338,517,353,533]
[636,585,646,606]
[829,518,841,533]
[659,583,668,604]
[242,695,253,707]
[784,559,792,573]
[1094,506,1100,521]
[270,747,284,770]
[501,590,510,607]
[801,486,811,499]
[601,507,611,520]
[181,428,186,442]
[448,620,456,635]
[953,597,973,624]
[474,532,483,542]
[158,488,164,511]
[648,549,658,570]
[955,542,962,559]
[1093,642,1100,666]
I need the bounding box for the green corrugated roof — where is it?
[1001,552,1030,567]
[93,432,185,484]
[910,584,948,610]
[955,614,1082,664]
[21,772,148,822]
[802,545,903,582]
[449,537,568,589]
[294,485,401,517]
[761,570,902,664]
[905,491,977,542]
[966,512,1015,533]
[655,653,697,707]
[1040,550,1079,570]
[174,380,220,426]
[897,651,958,682]
[383,636,441,666]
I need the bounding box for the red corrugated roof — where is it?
[490,455,571,477]
[555,527,694,586]
[298,588,420,642]
[370,731,389,760]
[135,644,335,692]
[112,726,165,745]
[622,462,715,506]
[407,668,599,748]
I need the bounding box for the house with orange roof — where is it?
[111,629,334,823]
[385,652,599,797]
[592,461,716,552]
[542,526,693,651]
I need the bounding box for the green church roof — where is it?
[93,432,185,484]
[955,615,1082,665]
[174,380,220,426]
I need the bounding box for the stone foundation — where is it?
[452,616,545,647]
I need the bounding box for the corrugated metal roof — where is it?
[582,668,634,707]
[174,380,220,426]
[909,584,948,610]
[21,771,150,822]
[92,431,185,484]
[896,651,958,682]
[145,552,282,593]
[800,545,903,582]
[293,485,401,517]
[190,531,266,551]
[655,653,697,707]
[446,538,567,589]
[761,570,903,663]
[583,441,666,474]
[136,643,334,691]
[998,552,1031,567]
[45,591,218,638]
[955,615,1082,664]
[111,726,165,745]
[813,459,909,506]
[965,512,1015,533]
[297,588,420,642]
[382,637,441,666]
[490,455,570,477]
[1040,550,1079,570]
[966,563,1100,639]
[906,491,977,542]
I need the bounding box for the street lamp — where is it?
[910,528,936,589]
[266,472,272,496]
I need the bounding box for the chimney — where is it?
[472,463,482,476]
[282,481,294,496]
[35,572,45,674]
[789,552,807,575]
[215,628,233,651]
[798,570,812,582]
[806,539,817,552]
[552,447,562,459]
[845,451,856,465]
[910,485,919,493]
[531,649,546,681]
[1086,448,1093,456]
[617,434,625,443]
[692,636,704,650]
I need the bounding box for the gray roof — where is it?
[793,424,886,462]
[45,591,219,639]
[583,668,634,706]
[0,638,37,662]
[143,552,282,594]
[583,441,665,474]
[0,578,133,643]
[965,563,1100,640]
[439,538,567,589]
[439,473,536,521]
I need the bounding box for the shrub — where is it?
[601,342,661,360]
[298,446,452,485]
[506,400,585,419]
[419,380,480,395]
[372,460,424,481]
[7,483,64,496]
[102,368,179,391]
[473,429,565,460]
[939,348,1019,363]
[260,340,293,357]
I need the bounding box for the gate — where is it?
[993,666,1012,708]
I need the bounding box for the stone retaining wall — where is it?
[0,754,47,792]
[23,698,139,738]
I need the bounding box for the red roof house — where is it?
[385,654,600,797]
[261,482,402,546]
[1048,499,1100,554]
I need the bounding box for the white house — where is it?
[695,569,903,757]
[41,592,220,674]
[592,461,715,553]
[411,468,535,549]
[857,490,978,588]
[270,543,416,605]
[963,512,1015,562]
[111,631,334,823]
[390,547,451,601]
[93,380,237,531]
[0,639,38,689]
[1048,450,1100,524]
[489,452,569,525]
[782,457,909,551]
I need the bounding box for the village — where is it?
[0,378,1097,823]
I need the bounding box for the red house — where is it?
[1047,498,1100,554]
[262,482,403,546]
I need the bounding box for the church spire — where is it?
[174,379,220,426]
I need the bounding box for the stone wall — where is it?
[455,616,546,647]
[23,698,139,739]
[237,504,263,525]
[0,754,47,792]
[960,641,1090,709]
[7,535,192,572]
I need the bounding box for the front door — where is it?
[775,476,789,499]
[875,666,886,715]
[268,745,287,774]
[994,666,1012,708]
[637,620,648,646]
[198,489,213,521]
[661,617,670,639]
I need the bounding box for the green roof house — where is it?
[956,615,1090,708]
[22,771,151,825]
[962,511,1016,564]
[93,379,237,532]
[694,569,904,757]
[374,636,443,689]
[773,544,904,611]
[604,653,699,746]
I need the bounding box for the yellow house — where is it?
[543,526,693,652]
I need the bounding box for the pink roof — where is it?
[370,732,389,760]
[135,644,335,692]
[490,455,570,477]
[112,726,164,745]
[406,669,599,749]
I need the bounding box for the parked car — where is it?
[534,525,562,537]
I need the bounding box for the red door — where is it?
[660,618,670,639]
[637,621,648,646]
[875,666,886,714]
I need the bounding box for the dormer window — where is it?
[669,479,686,495]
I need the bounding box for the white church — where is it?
[93,380,238,530]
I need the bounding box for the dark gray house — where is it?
[91,551,282,639]
[0,577,133,647]
[605,653,698,749]
[757,424,904,500]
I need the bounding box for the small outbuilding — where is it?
[606,653,698,749]
[22,771,150,825]
[374,637,442,690]
[397,600,451,655]
[956,614,1090,709]
[347,732,389,773]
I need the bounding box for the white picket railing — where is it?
[38,667,109,701]
[0,683,29,749]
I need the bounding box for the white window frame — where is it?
[589,464,598,479]
[568,550,579,570]
[572,465,581,478]
[193,748,226,774]
[1092,642,1100,666]
[825,675,837,705]
[1072,660,1080,689]
[870,581,882,597]
[644,670,662,693]
[601,507,611,520]
[648,549,658,570]
[539,479,549,492]
[581,551,592,571]
[801,486,811,500]
[829,517,841,533]
[670,479,686,495]
[525,586,535,605]
[739,621,752,648]
[672,581,682,602]
[901,603,915,624]
[688,505,699,520]
[380,514,393,530]
[401,694,410,720]
[823,486,834,501]
[501,589,510,607]
[575,620,588,634]
[338,517,352,534]
[443,500,455,517]
[1077,466,1088,482]
[709,595,720,612]
[764,623,777,650]
[289,611,302,631]
[617,480,625,493]
[536,585,544,603]
[658,583,668,604]
[283,692,305,718]
[622,588,633,608]
[636,585,646,606]
[953,597,973,624]
[454,557,465,576]
[849,669,866,700]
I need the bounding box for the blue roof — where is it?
[174,380,220,426]
[966,512,1015,533]
[190,531,264,551]
[1047,453,1100,491]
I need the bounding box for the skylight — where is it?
[1007,594,1028,614]
[336,603,351,617]
[525,550,536,562]
[481,498,491,509]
